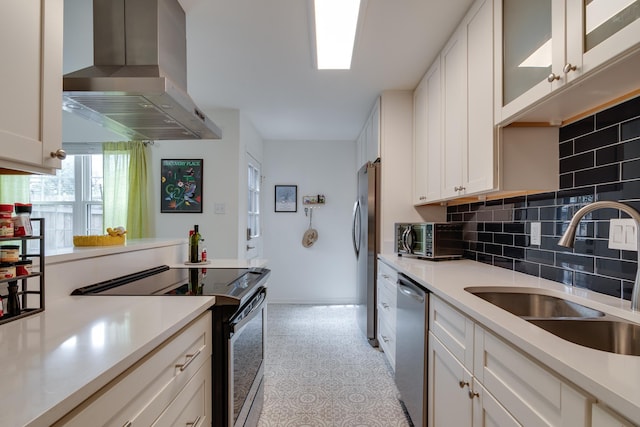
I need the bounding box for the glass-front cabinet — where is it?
[578,0,640,72]
[496,0,640,125]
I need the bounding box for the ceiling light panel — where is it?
[314,0,361,70]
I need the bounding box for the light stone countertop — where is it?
[0,292,214,426]
[379,253,640,423]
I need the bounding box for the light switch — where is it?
[608,218,637,251]
[214,203,226,214]
[530,222,541,245]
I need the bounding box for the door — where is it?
[246,154,261,259]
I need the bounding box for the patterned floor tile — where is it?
[259,304,412,427]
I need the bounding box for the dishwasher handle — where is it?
[397,275,425,303]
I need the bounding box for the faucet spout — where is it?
[558,201,640,312]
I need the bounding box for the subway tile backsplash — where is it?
[448,95,640,300]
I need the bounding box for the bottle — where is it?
[6,281,20,316]
[13,203,32,236]
[189,225,201,263]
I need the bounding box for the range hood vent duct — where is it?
[63,0,222,140]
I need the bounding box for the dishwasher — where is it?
[395,273,429,427]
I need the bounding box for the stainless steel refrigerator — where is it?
[352,160,381,346]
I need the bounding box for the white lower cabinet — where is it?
[377,261,398,370]
[54,311,212,427]
[429,295,593,427]
[591,403,636,427]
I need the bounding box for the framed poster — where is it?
[274,185,297,212]
[161,159,203,213]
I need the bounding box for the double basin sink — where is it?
[465,287,640,356]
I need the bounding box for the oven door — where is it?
[228,287,266,427]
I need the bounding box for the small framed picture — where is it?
[274,185,297,212]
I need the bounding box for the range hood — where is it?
[63,0,222,140]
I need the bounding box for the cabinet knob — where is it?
[468,389,480,399]
[454,186,466,192]
[458,380,469,389]
[563,63,577,73]
[50,149,67,160]
[547,73,561,83]
[186,415,202,427]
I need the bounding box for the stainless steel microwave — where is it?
[395,222,464,259]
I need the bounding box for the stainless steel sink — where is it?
[466,288,605,319]
[529,319,640,356]
[465,287,640,356]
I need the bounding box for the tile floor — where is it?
[258,304,412,427]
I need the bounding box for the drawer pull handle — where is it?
[458,380,468,389]
[186,415,202,426]
[381,335,390,343]
[381,303,389,309]
[468,390,479,399]
[382,274,390,279]
[176,349,201,372]
[123,422,132,427]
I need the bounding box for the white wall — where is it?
[149,109,244,259]
[263,140,357,304]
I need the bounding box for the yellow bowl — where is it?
[73,235,126,246]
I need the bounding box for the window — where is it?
[29,155,103,251]
[247,158,261,239]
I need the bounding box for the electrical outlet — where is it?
[530,222,541,245]
[608,218,637,251]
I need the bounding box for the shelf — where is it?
[0,218,45,325]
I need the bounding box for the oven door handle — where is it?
[230,288,267,335]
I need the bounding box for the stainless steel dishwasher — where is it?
[395,273,429,427]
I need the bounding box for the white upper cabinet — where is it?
[413,59,442,204]
[355,97,381,170]
[496,0,640,125]
[0,1,64,174]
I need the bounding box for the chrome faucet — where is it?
[558,201,640,311]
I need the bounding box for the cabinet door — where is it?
[473,382,522,427]
[496,0,567,123]
[569,0,640,76]
[0,1,63,174]
[464,0,496,195]
[429,332,473,427]
[413,60,443,204]
[441,26,467,199]
[366,98,381,163]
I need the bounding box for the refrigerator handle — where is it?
[352,200,361,257]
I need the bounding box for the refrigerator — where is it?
[352,160,381,346]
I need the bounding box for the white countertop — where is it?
[44,238,186,265]
[379,254,640,423]
[0,294,215,427]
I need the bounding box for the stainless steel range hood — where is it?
[63,0,222,140]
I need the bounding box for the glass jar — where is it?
[0,245,20,263]
[0,204,13,238]
[13,203,32,237]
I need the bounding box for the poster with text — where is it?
[161,159,203,213]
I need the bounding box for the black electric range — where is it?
[71,264,269,307]
[71,264,271,427]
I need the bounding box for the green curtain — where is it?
[103,141,149,238]
[0,175,30,204]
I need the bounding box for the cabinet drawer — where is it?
[474,326,592,427]
[591,403,636,427]
[152,361,211,427]
[55,311,212,427]
[378,280,396,330]
[378,314,396,368]
[378,261,398,284]
[429,295,474,370]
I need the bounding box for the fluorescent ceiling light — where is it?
[313,0,361,70]
[518,38,552,68]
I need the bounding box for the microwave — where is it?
[395,222,464,259]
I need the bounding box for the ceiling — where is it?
[177,0,474,141]
[62,0,474,142]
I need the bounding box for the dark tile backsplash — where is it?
[448,95,640,300]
